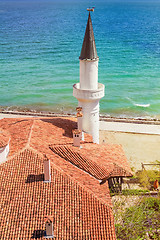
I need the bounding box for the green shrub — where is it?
[122,189,149,196]
[115,197,160,240]
[141,197,160,211]
[136,170,159,190]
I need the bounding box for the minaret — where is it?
[73,10,105,144]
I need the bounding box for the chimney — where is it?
[76,106,82,112]
[44,155,51,182]
[44,216,54,238]
[72,129,82,147]
[76,107,84,141]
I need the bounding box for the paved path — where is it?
[100,121,160,135]
[0,113,35,120]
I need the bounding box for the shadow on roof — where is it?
[8,119,30,125]
[31,229,45,239]
[41,118,77,138]
[26,174,44,183]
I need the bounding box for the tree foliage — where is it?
[136,170,159,190]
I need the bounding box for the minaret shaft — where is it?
[73,12,105,144]
[78,100,99,143]
[80,60,98,90]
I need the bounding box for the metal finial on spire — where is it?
[87,7,95,12]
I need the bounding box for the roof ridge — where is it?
[26,119,35,148]
[49,147,112,208]
[7,145,29,162]
[51,160,112,208]
[0,147,115,239]
[12,146,113,208]
[6,120,35,162]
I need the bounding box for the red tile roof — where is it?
[44,215,54,223]
[0,118,34,156]
[50,144,132,180]
[0,116,132,239]
[0,129,10,148]
[50,145,111,180]
[0,148,116,240]
[73,143,132,178]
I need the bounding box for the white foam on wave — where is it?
[126,97,150,108]
[134,103,150,108]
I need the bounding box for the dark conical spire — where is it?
[79,12,98,60]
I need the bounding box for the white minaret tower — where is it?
[73,10,105,144]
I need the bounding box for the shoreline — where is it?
[0,109,160,125]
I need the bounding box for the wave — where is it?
[126,97,150,108]
[134,103,150,108]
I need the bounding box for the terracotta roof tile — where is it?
[50,145,110,180]
[30,118,92,148]
[0,129,10,148]
[50,144,132,180]
[0,118,34,156]
[44,215,54,223]
[0,149,116,240]
[48,152,113,207]
[0,116,133,239]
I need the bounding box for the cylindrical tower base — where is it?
[79,100,99,144]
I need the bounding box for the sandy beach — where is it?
[0,111,160,172]
[100,130,160,172]
[99,120,160,171]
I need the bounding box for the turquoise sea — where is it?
[0,0,160,118]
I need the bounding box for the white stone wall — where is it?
[78,100,100,144]
[77,117,84,141]
[0,142,9,164]
[73,81,104,144]
[73,83,104,101]
[80,60,98,90]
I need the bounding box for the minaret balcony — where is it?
[73,83,105,101]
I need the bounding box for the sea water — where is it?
[0,0,160,118]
